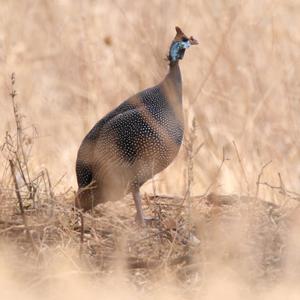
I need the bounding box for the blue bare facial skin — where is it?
[170,40,191,61]
[182,40,191,49]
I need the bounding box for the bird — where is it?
[75,26,198,225]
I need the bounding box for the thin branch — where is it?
[255,160,272,198]
[202,147,229,197]
[258,179,300,202]
[232,140,250,194]
[79,212,84,257]
[9,159,38,253]
[9,73,32,195]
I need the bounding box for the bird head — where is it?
[168,26,198,62]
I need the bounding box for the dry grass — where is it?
[0,0,300,298]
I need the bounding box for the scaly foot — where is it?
[135,214,158,226]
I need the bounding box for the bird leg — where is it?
[132,188,159,226]
[132,188,146,225]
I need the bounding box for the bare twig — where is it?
[258,178,300,202]
[9,159,38,253]
[278,173,286,196]
[183,118,198,238]
[44,168,55,215]
[202,147,229,197]
[232,140,250,194]
[52,172,67,190]
[79,211,84,257]
[0,219,22,226]
[255,160,272,198]
[10,73,32,192]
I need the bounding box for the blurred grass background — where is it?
[0,0,299,200]
[1,1,300,299]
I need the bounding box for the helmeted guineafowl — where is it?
[75,26,198,225]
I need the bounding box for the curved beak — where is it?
[189,36,199,45]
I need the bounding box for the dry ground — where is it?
[0,0,300,299]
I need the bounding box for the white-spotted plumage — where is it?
[75,26,198,225]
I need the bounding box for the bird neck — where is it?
[158,60,183,125]
[164,60,182,102]
[168,60,181,83]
